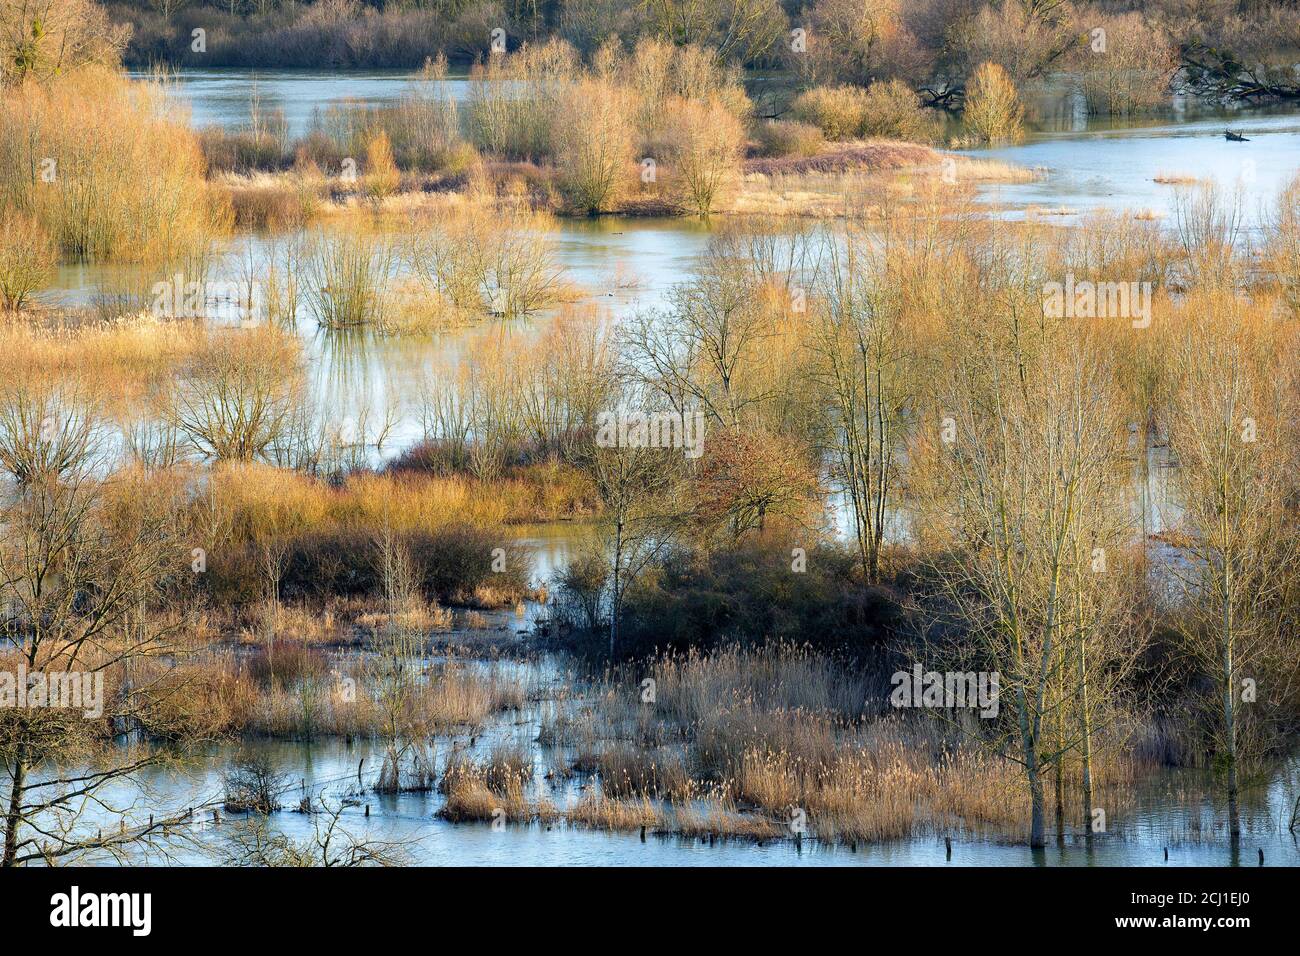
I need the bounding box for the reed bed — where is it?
[0,313,211,389]
[439,747,559,824]
[547,645,1151,845]
[133,652,528,741]
[566,793,664,831]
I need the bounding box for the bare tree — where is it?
[622,231,782,432]
[578,435,685,656]
[0,0,128,86]
[915,294,1133,847]
[223,796,409,867]
[168,327,305,463]
[370,526,435,794]
[1165,302,1300,841]
[809,229,913,584]
[0,390,196,865]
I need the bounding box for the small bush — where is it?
[364,130,401,202]
[304,232,396,328]
[790,85,870,140]
[753,120,825,158]
[0,213,56,311]
[245,640,332,689]
[858,80,940,144]
[220,177,322,230]
[198,127,288,173]
[223,754,286,813]
[263,525,532,608]
[406,204,563,317]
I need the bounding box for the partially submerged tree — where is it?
[578,436,686,656]
[1165,300,1300,841]
[370,526,436,794]
[961,61,1025,144]
[223,796,408,867]
[168,326,306,462]
[914,280,1135,847]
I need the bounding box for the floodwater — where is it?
[58,72,1300,458]
[972,102,1300,231]
[68,652,1300,867]
[137,68,473,134]
[32,70,1300,866]
[50,215,712,458]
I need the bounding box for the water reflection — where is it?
[67,686,1300,867]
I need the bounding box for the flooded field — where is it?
[9,62,1300,871]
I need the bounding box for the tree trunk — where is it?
[1027,762,1047,849]
[610,516,623,658]
[1079,638,1094,840]
[1224,639,1240,840]
[3,745,27,867]
[1053,665,1065,844]
[1222,551,1240,841]
[1072,548,1095,840]
[1017,686,1047,849]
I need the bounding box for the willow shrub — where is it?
[0,67,225,262]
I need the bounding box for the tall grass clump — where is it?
[407,203,564,317]
[753,120,825,158]
[960,62,1025,145]
[364,130,401,202]
[304,231,397,328]
[0,312,218,412]
[0,67,223,262]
